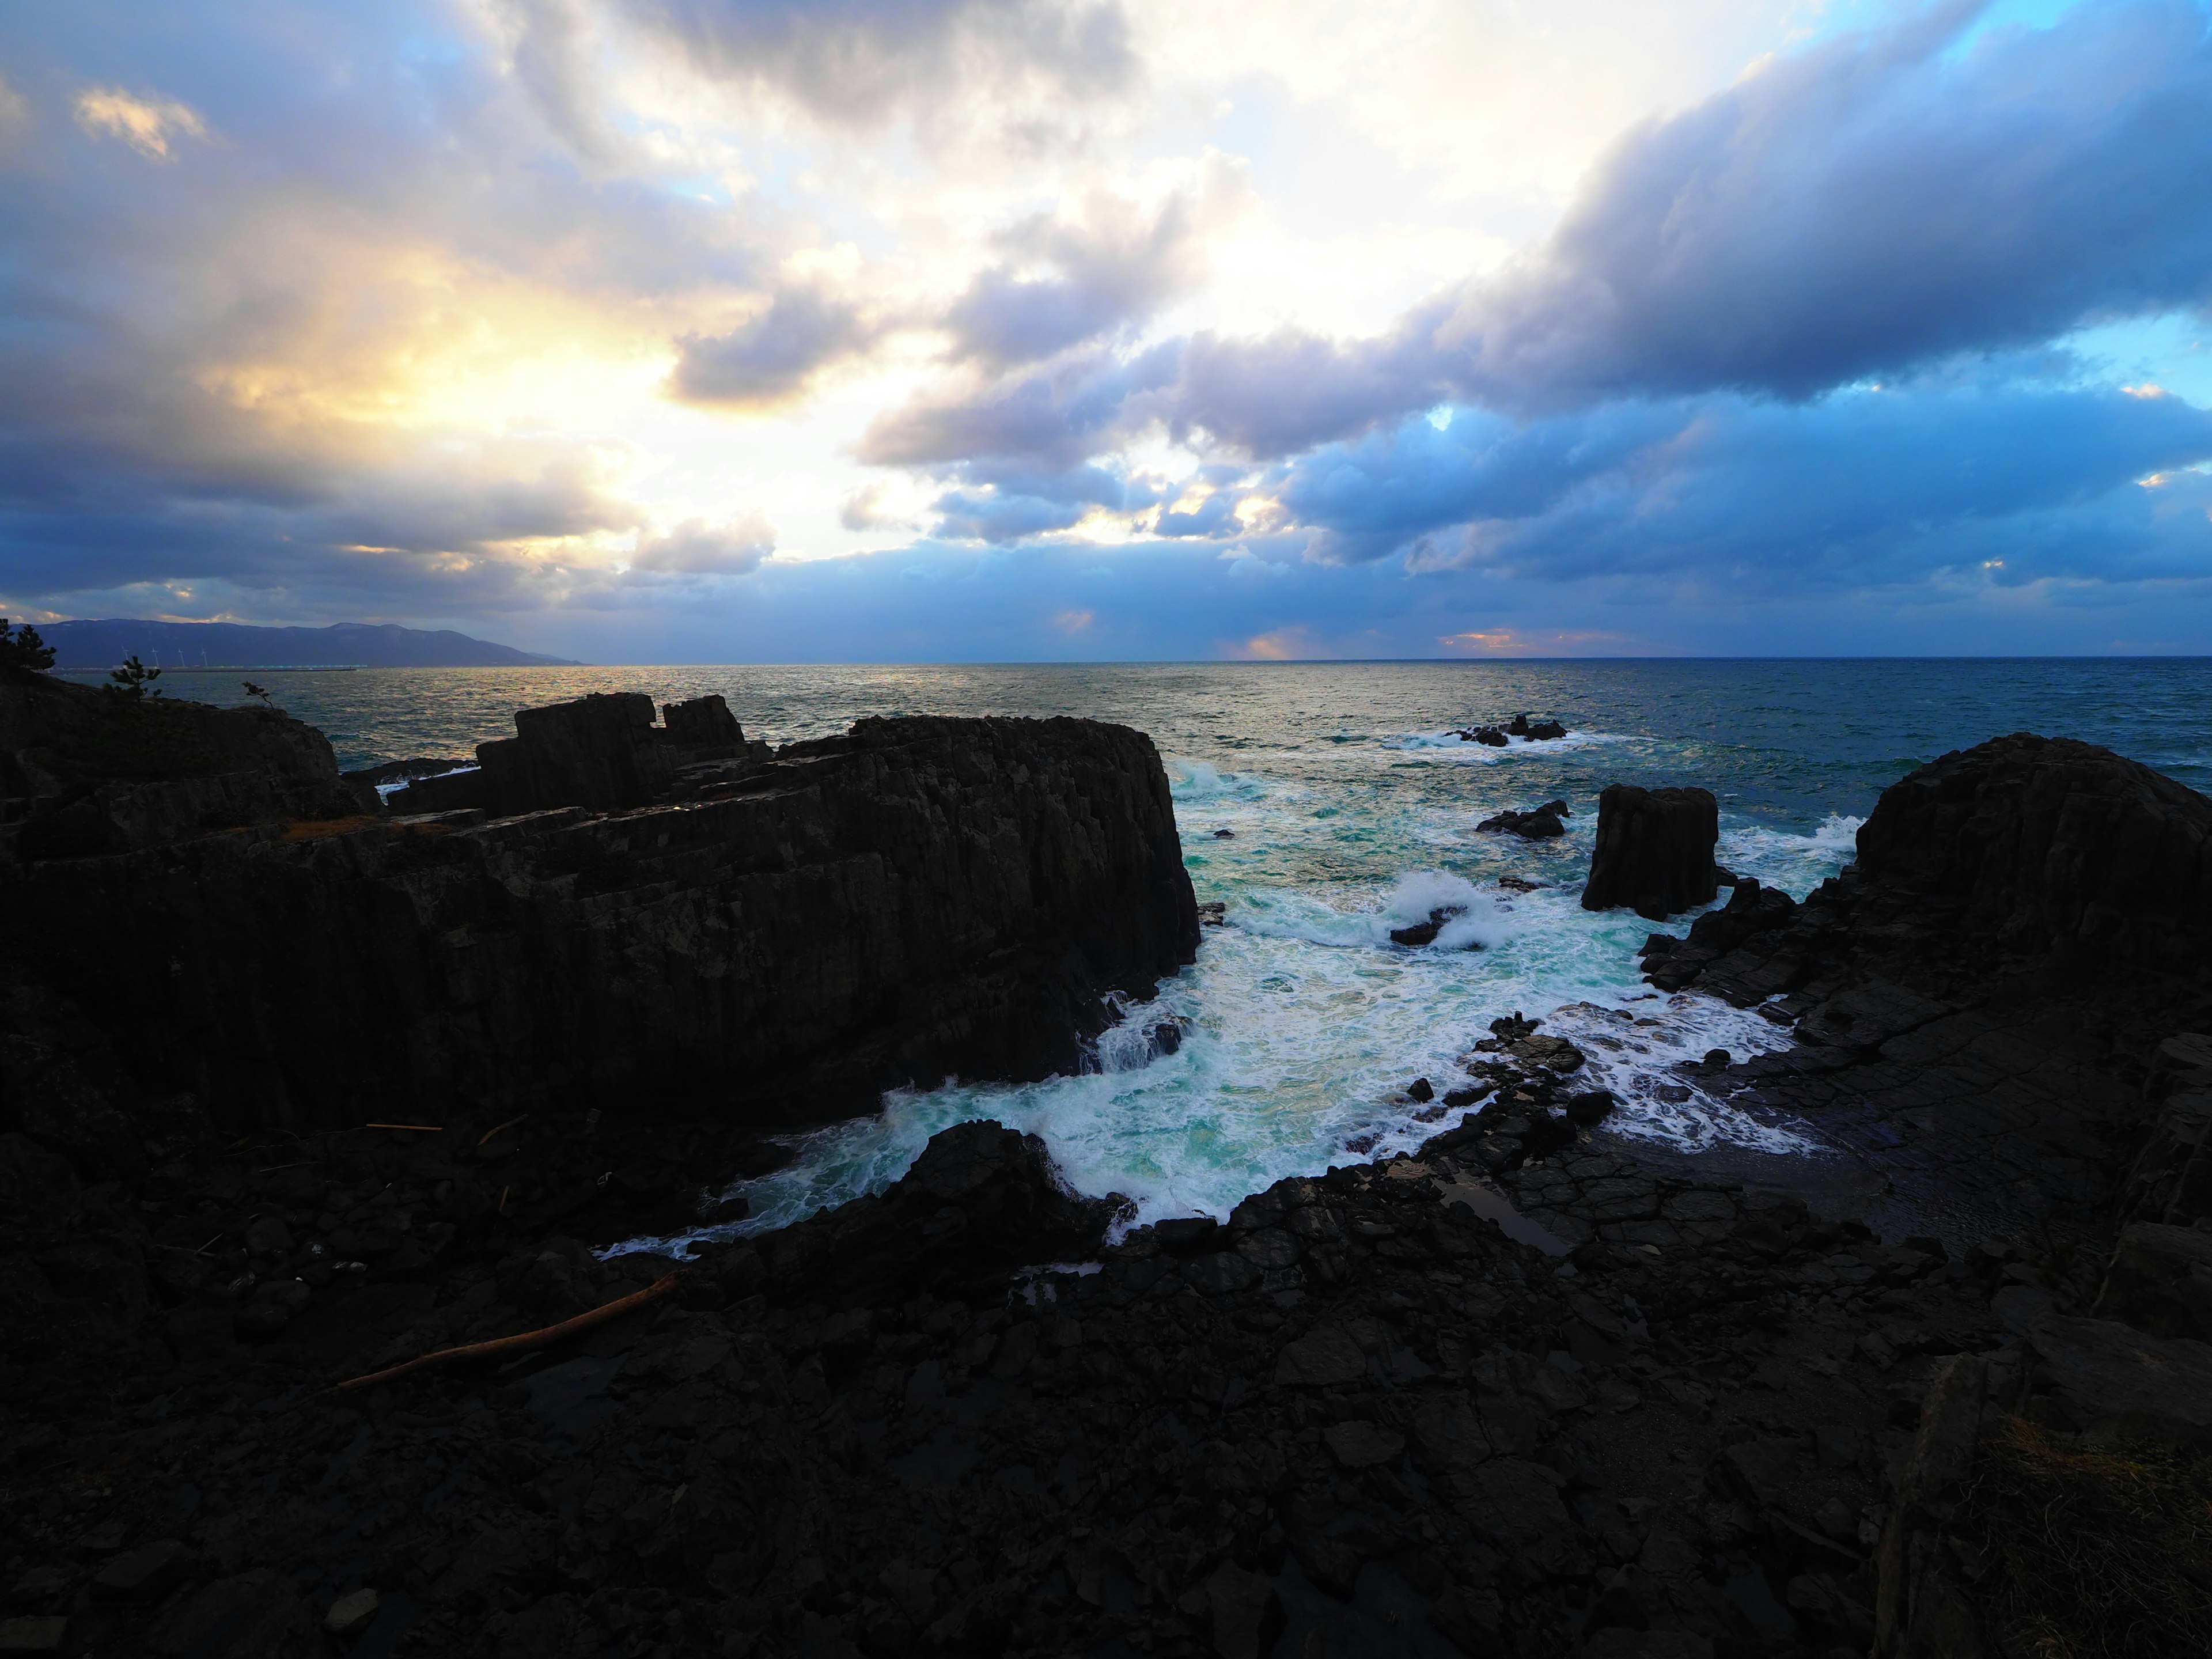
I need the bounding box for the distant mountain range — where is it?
[37,620,582,670]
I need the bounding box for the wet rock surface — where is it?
[1581,787,1719,922]
[1478,802,1570,840]
[5,704,1199,1133]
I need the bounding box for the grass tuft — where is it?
[1962,1414,2212,1658]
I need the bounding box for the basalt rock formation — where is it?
[1,679,1199,1132]
[11,721,2212,1659]
[389,691,774,816]
[1,666,367,858]
[1580,785,1719,921]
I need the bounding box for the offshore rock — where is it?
[1580,784,1719,921]
[7,713,1199,1131]
[1476,800,1568,839]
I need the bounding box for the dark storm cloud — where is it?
[1272,379,2212,588]
[611,0,1134,125]
[669,286,881,407]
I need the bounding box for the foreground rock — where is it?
[1581,785,1719,921]
[2,685,1198,1131]
[0,1096,2010,1659]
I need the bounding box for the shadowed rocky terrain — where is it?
[3,696,2210,1658]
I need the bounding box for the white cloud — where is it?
[73,85,206,158]
[629,513,777,574]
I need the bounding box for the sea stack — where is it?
[1579,783,1720,920]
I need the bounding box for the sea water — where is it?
[147,658,2212,1239]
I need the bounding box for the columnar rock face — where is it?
[1854,732,2212,980]
[1579,783,1718,920]
[7,710,1199,1132]
[1,665,365,855]
[391,691,771,816]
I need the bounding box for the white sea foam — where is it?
[1720,813,1865,899]
[1234,872,1519,953]
[1544,999,1816,1155]
[1166,757,1272,802]
[609,752,1865,1261]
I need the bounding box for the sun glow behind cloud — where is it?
[0,0,2208,657]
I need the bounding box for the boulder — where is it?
[2094,1222,2212,1342]
[2027,1315,2212,1445]
[1477,801,1568,839]
[754,1120,1126,1301]
[1580,785,1719,921]
[1391,906,1469,947]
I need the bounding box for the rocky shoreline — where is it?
[5,686,2211,1658]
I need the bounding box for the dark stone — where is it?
[92,1541,187,1603]
[2095,1222,2212,1340]
[15,714,1198,1132]
[761,1121,1125,1302]
[1152,1216,1222,1253]
[1854,732,2212,983]
[1392,907,1477,948]
[1563,1091,1616,1126]
[1527,721,1567,741]
[3,666,366,857]
[1580,785,1719,921]
[1477,804,1566,839]
[149,1570,312,1658]
[1407,1077,1434,1103]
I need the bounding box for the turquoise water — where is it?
[145,659,2212,1235]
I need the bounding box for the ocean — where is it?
[145,658,2212,1241]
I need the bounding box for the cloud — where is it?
[944,158,1252,368]
[73,85,207,158]
[629,513,776,574]
[860,342,1179,468]
[612,0,1135,127]
[669,283,882,408]
[1272,374,2212,590]
[1426,0,2212,412]
[861,2,2212,478]
[0,74,29,153]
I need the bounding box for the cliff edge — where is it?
[1,678,1199,1132]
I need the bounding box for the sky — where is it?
[1,0,2209,661]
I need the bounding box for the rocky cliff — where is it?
[10,723,2212,1659]
[2,682,1198,1133]
[0,666,365,857]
